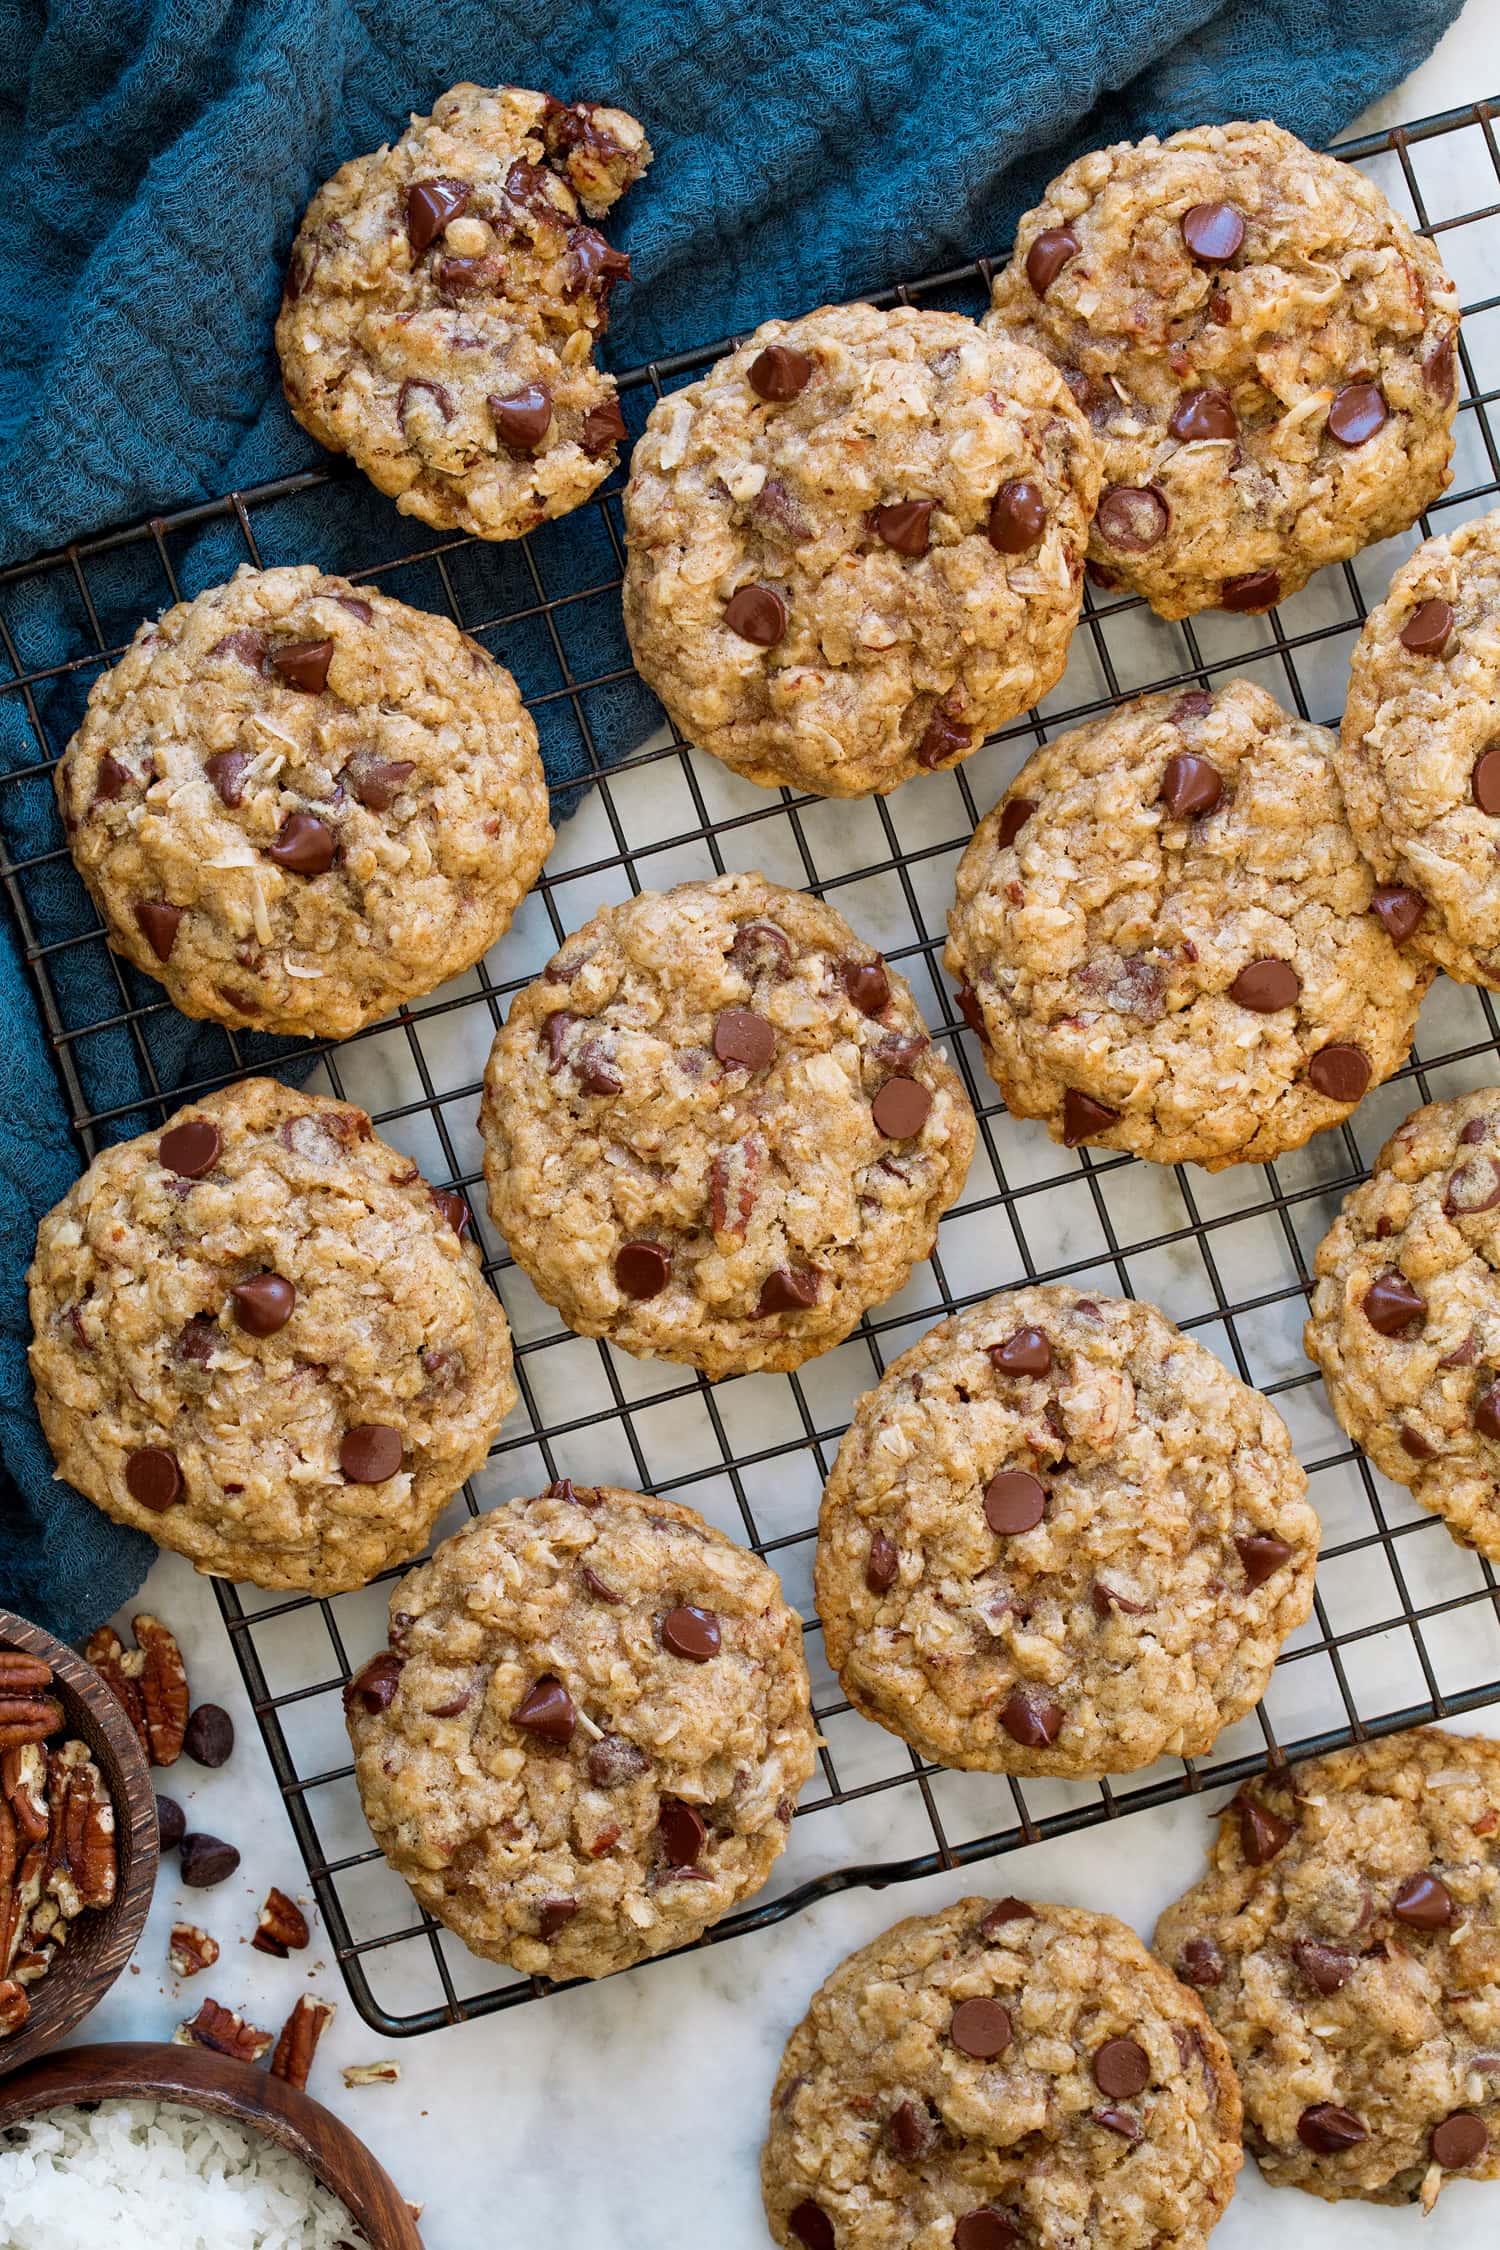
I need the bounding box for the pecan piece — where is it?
[46,1739,116,1915]
[84,1625,149,1752]
[708,1131,764,1245]
[252,1885,311,1956]
[270,1994,336,2090]
[3,1743,50,1844]
[169,1922,220,1977]
[343,2060,401,2086]
[132,1614,190,1765]
[3,1841,46,1974]
[0,1979,28,2038]
[174,1996,273,2063]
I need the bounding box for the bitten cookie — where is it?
[987,119,1458,619]
[945,680,1432,1170]
[345,1484,817,1981]
[621,303,1099,795]
[815,1286,1316,1778]
[1337,508,1500,989]
[27,1080,515,1592]
[56,565,552,1038]
[481,873,975,1377]
[1155,1729,1500,2206]
[762,1895,1242,2250]
[276,84,650,540]
[1305,1087,1500,1562]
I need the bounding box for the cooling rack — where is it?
[4,96,1500,2040]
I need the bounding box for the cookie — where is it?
[945,679,1432,1170]
[621,302,1099,796]
[986,119,1459,619]
[56,564,552,1039]
[1304,1087,1500,1562]
[1337,508,1500,989]
[346,1483,817,1981]
[27,1079,515,1593]
[762,1894,1242,2250]
[815,1285,1316,1778]
[277,83,650,540]
[481,873,975,1377]
[1155,1729,1500,2206]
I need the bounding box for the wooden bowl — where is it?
[0,1608,157,2074]
[0,2041,424,2246]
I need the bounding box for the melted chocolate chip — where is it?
[886,2099,938,2162]
[714,1007,775,1070]
[1092,1580,1148,1617]
[988,480,1046,554]
[1392,1869,1454,1928]
[1362,1272,1426,1337]
[999,1686,1063,1746]
[1219,570,1281,612]
[1229,957,1300,1012]
[1159,752,1222,819]
[953,2212,1018,2250]
[984,1470,1046,1535]
[159,1118,221,1178]
[729,921,792,981]
[748,345,814,402]
[1370,883,1427,943]
[1176,1935,1223,1987]
[1297,2103,1367,2154]
[1169,389,1237,442]
[95,753,132,800]
[787,2202,834,2250]
[587,1734,651,1789]
[866,1531,899,1593]
[757,1267,821,1315]
[230,1273,295,1337]
[513,1674,576,1745]
[1094,2106,1144,2141]
[724,584,787,645]
[1475,1386,1500,1442]
[267,811,336,874]
[1062,1089,1120,1146]
[1235,1533,1293,1587]
[662,1606,720,1661]
[430,1189,470,1239]
[342,1651,403,1716]
[841,959,891,1016]
[658,1796,707,1866]
[1444,1154,1500,1216]
[1239,1797,1295,1865]
[615,1240,670,1299]
[1307,1044,1370,1104]
[977,1898,1035,1938]
[989,1327,1051,1376]
[269,638,334,694]
[1092,2038,1149,2098]
[950,1996,1012,2058]
[1327,383,1387,447]
[1292,1939,1356,1994]
[1026,226,1080,295]
[872,1077,932,1139]
[581,396,628,457]
[1096,484,1169,551]
[917,702,970,769]
[956,983,987,1038]
[134,900,183,962]
[490,382,553,454]
[997,797,1036,849]
[339,1424,403,1482]
[1400,598,1454,656]
[204,749,251,808]
[345,754,416,813]
[406,177,471,253]
[537,1898,579,1942]
[125,1446,183,1512]
[872,500,935,555]
[1473,748,1500,815]
[1181,201,1245,262]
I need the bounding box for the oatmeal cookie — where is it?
[1155,1729,1500,2205]
[480,873,975,1377]
[1305,1087,1500,1562]
[276,84,650,540]
[57,564,551,1039]
[1337,508,1500,989]
[762,1894,1242,2250]
[621,302,1099,796]
[28,1078,515,1592]
[346,1484,816,1980]
[815,1285,1316,1778]
[945,680,1432,1170]
[987,119,1459,619]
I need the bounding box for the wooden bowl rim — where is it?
[0,1608,158,2076]
[0,2039,423,2246]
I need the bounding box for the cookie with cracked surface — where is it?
[621,302,1100,796]
[815,1285,1316,1778]
[1305,1087,1500,1562]
[480,873,975,1377]
[346,1484,816,1980]
[944,679,1432,1170]
[986,119,1458,620]
[276,84,649,539]
[56,564,551,1038]
[1155,1728,1500,2205]
[763,1894,1242,2250]
[1337,508,1500,990]
[27,1079,514,1593]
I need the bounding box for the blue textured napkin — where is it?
[0,0,1464,1638]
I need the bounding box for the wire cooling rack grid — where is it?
[5,98,1500,2039]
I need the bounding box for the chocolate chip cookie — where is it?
[762,1894,1242,2250]
[1155,1729,1500,2206]
[815,1285,1316,1778]
[986,119,1459,619]
[945,679,1432,1170]
[1304,1088,1500,1562]
[346,1483,817,1981]
[480,873,975,1377]
[27,1078,515,1592]
[1337,508,1500,989]
[621,302,1100,796]
[56,564,552,1038]
[277,84,650,540]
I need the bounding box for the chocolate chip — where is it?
[758,1267,821,1315]
[729,921,793,980]
[1092,1580,1147,1617]
[872,1077,932,1139]
[1096,484,1169,551]
[538,1898,579,1942]
[230,1273,295,1337]
[872,500,935,555]
[1093,2106,1144,2141]
[1400,1423,1436,1461]
[615,1241,670,1299]
[724,584,787,645]
[1219,570,1281,612]
[950,1996,1012,2057]
[1473,748,1500,814]
[1475,1386,1500,1442]
[267,811,336,874]
[211,627,270,672]
[1392,1869,1454,1928]
[954,2211,1018,2250]
[1297,2103,1367,2154]
[576,1564,621,1606]
[1362,1272,1425,1337]
[1307,1044,1370,1103]
[1171,689,1215,724]
[125,1446,183,1512]
[342,1652,403,1716]
[269,638,334,694]
[787,2201,834,2250]
[658,1796,707,1866]
[567,225,630,295]
[1432,2111,1488,2168]
[155,1794,186,1852]
[996,797,1036,850]
[333,593,372,622]
[1327,383,1387,447]
[407,177,471,253]
[134,900,183,962]
[424,1683,474,1719]
[984,1470,1046,1535]
[490,382,553,454]
[1229,957,1300,1012]
[346,755,415,812]
[748,345,814,402]
[989,1328,1051,1376]
[987,480,1046,554]
[339,1424,403,1482]
[886,2099,937,2162]
[841,959,890,1016]
[581,396,628,457]
[183,1703,234,1768]
[956,983,987,1038]
[1370,884,1426,941]
[714,1007,775,1069]
[204,750,251,808]
[662,1606,720,1661]
[179,1832,240,1889]
[1292,1939,1356,1994]
[1169,389,1238,442]
[1239,1798,1295,1864]
[999,1686,1062,1746]
[1092,2037,1149,2097]
[513,1674,575,1745]
[96,753,132,800]
[431,1188,470,1238]
[1181,201,1245,262]
[866,1531,899,1593]
[1444,1154,1500,1215]
[1400,598,1454,656]
[1176,1935,1223,1987]
[1062,1089,1120,1146]
[978,1898,1035,1938]
[1235,1533,1293,1587]
[1026,226,1080,295]
[587,1733,650,1787]
[1159,753,1222,819]
[917,703,970,770]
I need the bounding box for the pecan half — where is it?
[270,1994,335,2090]
[3,1743,50,1844]
[84,1625,149,1751]
[46,1739,116,1915]
[2,1841,46,1974]
[0,1692,63,1751]
[0,1653,53,1694]
[708,1131,764,1245]
[252,1885,310,1956]
[174,1996,273,2063]
[168,1922,220,1977]
[132,1614,190,1765]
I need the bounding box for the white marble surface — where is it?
[59,27,1500,2249]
